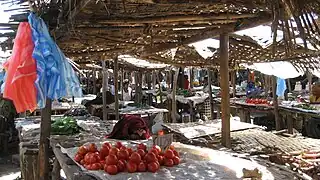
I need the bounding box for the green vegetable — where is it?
[51,117,80,135]
[293,104,317,110]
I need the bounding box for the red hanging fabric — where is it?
[3,22,37,113]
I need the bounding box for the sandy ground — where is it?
[0,155,20,180]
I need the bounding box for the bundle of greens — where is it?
[51,117,81,135]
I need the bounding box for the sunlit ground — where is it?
[0,172,20,180]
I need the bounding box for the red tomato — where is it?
[84,152,93,164]
[172,150,179,157]
[149,148,159,156]
[164,149,175,159]
[85,164,92,170]
[88,143,98,153]
[102,142,112,149]
[91,163,101,170]
[78,146,88,155]
[89,154,99,164]
[106,154,118,165]
[157,155,164,165]
[105,165,118,175]
[80,159,85,165]
[147,162,159,173]
[117,160,125,172]
[120,146,127,151]
[109,147,120,156]
[130,152,142,164]
[127,148,134,155]
[115,142,123,149]
[127,162,137,173]
[100,160,105,165]
[99,147,110,158]
[137,149,146,158]
[138,162,147,172]
[153,145,162,153]
[144,152,157,163]
[137,143,147,151]
[117,149,129,160]
[173,156,180,165]
[164,158,174,167]
[169,145,175,150]
[74,154,83,162]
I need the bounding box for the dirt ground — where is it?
[0,154,20,180]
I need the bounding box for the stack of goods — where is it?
[51,117,81,135]
[269,150,320,179]
[64,108,90,117]
[74,142,180,175]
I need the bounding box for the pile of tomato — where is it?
[74,142,180,175]
[245,98,272,105]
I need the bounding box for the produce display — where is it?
[245,98,272,106]
[74,142,180,175]
[177,89,194,97]
[64,108,90,117]
[51,117,81,135]
[293,104,317,110]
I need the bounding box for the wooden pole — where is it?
[157,71,163,104]
[287,79,292,92]
[93,68,97,95]
[190,68,194,89]
[152,71,156,90]
[120,68,124,101]
[171,69,179,123]
[219,33,231,148]
[102,60,107,121]
[38,98,52,180]
[307,71,312,92]
[114,57,119,120]
[232,70,236,97]
[207,68,214,120]
[272,75,281,130]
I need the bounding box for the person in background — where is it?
[310,82,320,103]
[184,75,189,90]
[123,79,132,101]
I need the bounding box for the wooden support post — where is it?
[287,79,292,92]
[120,68,124,101]
[231,70,236,97]
[307,71,312,92]
[219,33,231,148]
[152,71,156,90]
[102,60,107,121]
[190,68,194,89]
[171,69,179,123]
[157,71,163,104]
[207,68,214,120]
[38,98,52,180]
[272,76,281,130]
[93,69,97,95]
[114,57,119,120]
[287,115,294,134]
[52,158,61,180]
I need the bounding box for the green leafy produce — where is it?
[293,104,317,110]
[51,117,80,135]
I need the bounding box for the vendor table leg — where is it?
[287,115,294,134]
[52,158,61,180]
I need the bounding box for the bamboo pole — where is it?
[171,69,179,123]
[38,98,52,180]
[219,33,231,148]
[307,71,312,92]
[114,57,119,120]
[120,68,124,101]
[102,60,107,121]
[157,70,163,104]
[272,76,281,130]
[207,68,214,120]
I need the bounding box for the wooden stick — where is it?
[219,33,231,148]
[92,68,97,95]
[207,68,214,120]
[102,60,107,121]
[272,76,281,130]
[38,98,52,180]
[307,71,312,92]
[114,57,120,120]
[172,69,179,123]
[232,70,236,97]
[120,68,124,101]
[157,70,163,104]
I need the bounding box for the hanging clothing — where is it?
[276,77,287,97]
[3,22,37,113]
[28,13,82,108]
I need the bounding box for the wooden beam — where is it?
[38,99,52,180]
[114,57,120,120]
[219,33,231,148]
[207,68,214,120]
[272,76,281,131]
[102,60,108,120]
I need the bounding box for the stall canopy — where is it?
[118,55,169,70]
[241,61,304,79]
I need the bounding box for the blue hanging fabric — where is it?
[28,13,82,108]
[276,77,287,97]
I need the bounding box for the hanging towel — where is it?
[2,22,38,113]
[276,77,287,97]
[28,13,82,108]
